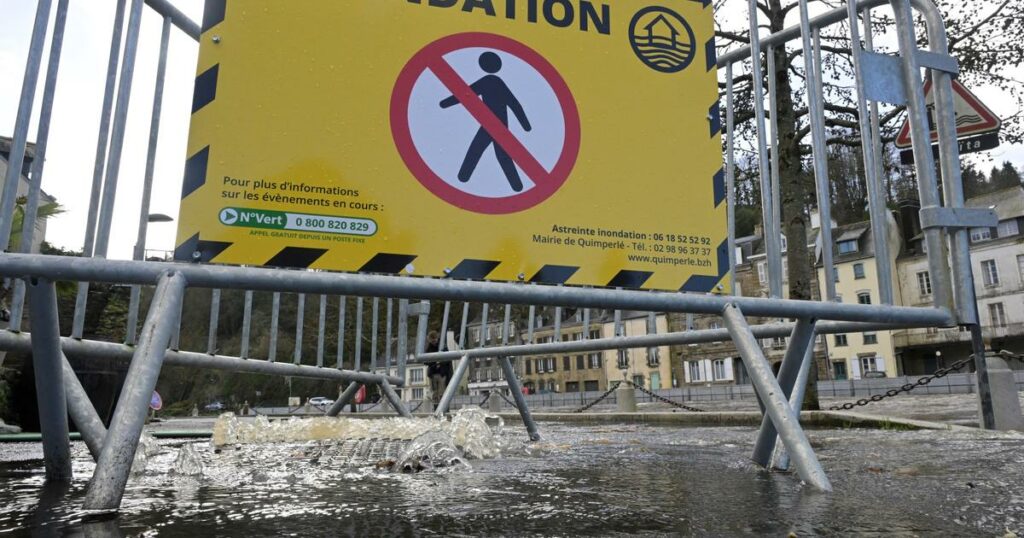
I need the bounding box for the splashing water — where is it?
[130,433,162,476]
[172,443,204,476]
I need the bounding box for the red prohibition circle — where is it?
[390,33,581,215]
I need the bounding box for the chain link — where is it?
[498,392,517,407]
[478,392,492,407]
[620,379,705,413]
[408,400,423,413]
[572,383,619,413]
[828,355,976,411]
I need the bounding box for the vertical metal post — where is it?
[888,0,953,313]
[751,318,816,467]
[84,272,186,511]
[414,300,430,358]
[240,290,253,358]
[480,303,490,346]
[766,46,783,293]
[125,15,172,340]
[438,301,452,350]
[582,307,591,338]
[93,0,145,259]
[723,304,830,491]
[725,65,738,296]
[397,300,409,375]
[337,296,346,369]
[207,289,220,354]
[8,0,68,331]
[437,355,471,415]
[502,304,513,380]
[527,304,536,343]
[847,3,893,304]
[458,302,470,349]
[498,356,541,441]
[384,298,393,365]
[554,306,563,341]
[0,0,53,249]
[293,294,305,365]
[62,356,107,461]
[370,297,379,369]
[26,278,72,482]
[268,292,280,362]
[169,288,182,350]
[381,379,411,417]
[327,381,362,417]
[317,295,327,367]
[745,0,782,298]
[72,0,127,339]
[354,297,363,370]
[774,332,817,472]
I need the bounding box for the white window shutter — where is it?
[875,356,885,373]
[702,359,711,382]
[684,362,692,383]
[851,359,861,379]
[723,357,735,381]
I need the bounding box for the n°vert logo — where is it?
[628,6,697,74]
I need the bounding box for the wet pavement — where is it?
[2,415,1023,536]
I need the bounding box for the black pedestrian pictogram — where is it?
[440,52,532,192]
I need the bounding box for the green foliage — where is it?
[5,199,64,252]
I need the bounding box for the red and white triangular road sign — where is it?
[895,79,1001,149]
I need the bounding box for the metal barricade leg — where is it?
[751,318,816,467]
[381,379,412,418]
[773,339,816,472]
[26,278,72,482]
[723,304,830,491]
[83,271,186,512]
[327,382,362,417]
[436,354,471,417]
[62,356,107,461]
[497,356,541,442]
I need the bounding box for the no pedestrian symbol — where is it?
[391,33,581,214]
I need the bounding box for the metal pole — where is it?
[554,306,563,341]
[414,300,430,357]
[798,2,837,300]
[370,297,379,369]
[527,304,536,343]
[459,302,470,348]
[207,289,220,354]
[326,382,362,417]
[380,379,412,417]
[240,290,253,358]
[384,298,393,365]
[498,355,541,441]
[766,46,784,295]
[125,15,172,340]
[746,0,782,299]
[479,303,490,346]
[725,65,738,296]
[26,278,72,482]
[582,307,591,338]
[268,292,280,362]
[847,3,893,305]
[397,299,408,377]
[93,0,145,259]
[751,318,816,467]
[293,293,305,364]
[317,295,327,367]
[73,0,127,338]
[438,301,452,350]
[436,354,471,416]
[83,271,186,511]
[337,296,346,368]
[62,356,106,461]
[773,333,817,471]
[8,0,68,331]
[354,297,363,370]
[0,0,53,249]
[723,304,830,491]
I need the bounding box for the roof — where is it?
[965,185,1024,221]
[819,220,876,265]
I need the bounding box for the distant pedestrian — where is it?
[425,331,452,405]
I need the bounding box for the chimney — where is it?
[896,198,922,252]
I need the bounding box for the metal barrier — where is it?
[0,0,1002,510]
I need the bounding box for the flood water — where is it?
[1,415,1023,536]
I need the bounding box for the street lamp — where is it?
[147,213,173,223]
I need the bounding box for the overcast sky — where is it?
[1,1,1021,260]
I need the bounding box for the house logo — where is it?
[628,6,697,74]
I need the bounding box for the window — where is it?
[982,259,1000,287]
[989,303,1008,328]
[576,355,584,369]
[863,333,878,345]
[861,356,879,374]
[525,360,532,375]
[709,321,722,330]
[917,271,932,297]
[548,357,556,372]
[712,359,727,380]
[835,334,848,347]
[833,268,840,283]
[771,336,786,349]
[412,388,424,400]
[563,356,571,370]
[970,227,993,242]
[632,375,645,388]
[565,381,579,393]
[588,353,602,369]
[646,347,659,366]
[1018,255,1024,284]
[853,263,865,279]
[838,240,858,254]
[409,368,424,383]
[857,292,872,305]
[780,234,788,252]
[617,349,629,369]
[998,219,1020,238]
[584,380,599,392]
[688,361,702,382]
[757,262,767,284]
[589,330,601,340]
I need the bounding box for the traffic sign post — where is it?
[176,1,726,292]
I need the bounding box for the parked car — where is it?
[309,396,334,407]
[204,401,226,411]
[863,371,887,379]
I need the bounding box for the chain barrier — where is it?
[408,400,423,413]
[828,355,975,411]
[478,392,491,408]
[498,392,517,407]
[572,383,619,413]
[620,379,705,413]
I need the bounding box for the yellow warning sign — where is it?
[176,0,726,292]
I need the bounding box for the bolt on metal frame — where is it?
[0,0,1001,510]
